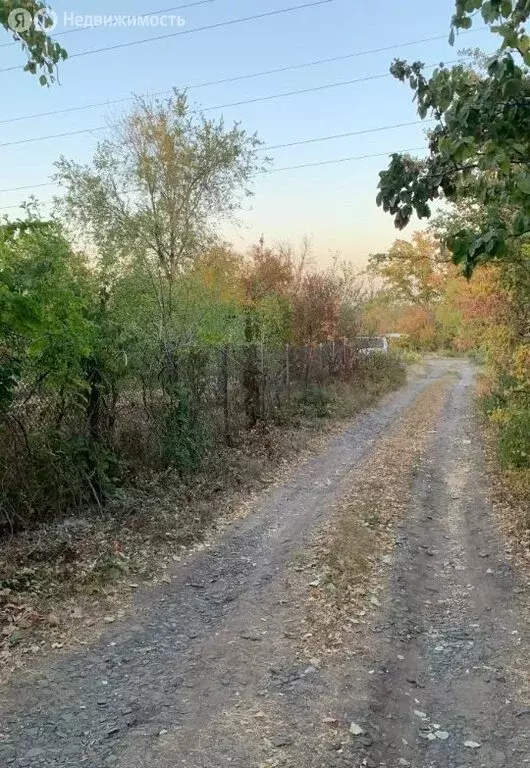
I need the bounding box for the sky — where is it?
[0,0,495,267]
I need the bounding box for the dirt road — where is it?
[1,359,528,767]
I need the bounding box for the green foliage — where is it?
[399,349,423,364]
[31,430,117,510]
[154,388,211,473]
[0,1,67,84]
[0,219,94,411]
[368,232,449,305]
[0,217,128,522]
[452,0,530,58]
[298,386,334,418]
[481,376,511,413]
[377,1,530,276]
[360,352,407,390]
[498,409,530,468]
[56,92,264,287]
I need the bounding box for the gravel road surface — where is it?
[1,359,528,768]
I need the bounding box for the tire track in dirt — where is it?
[112,366,456,768]
[3,359,526,768]
[350,361,530,768]
[197,368,455,768]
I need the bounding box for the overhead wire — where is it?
[0,30,478,127]
[0,144,429,210]
[0,60,453,148]
[0,0,218,46]
[0,119,434,194]
[0,1,335,72]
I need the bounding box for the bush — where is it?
[399,349,422,365]
[154,388,211,473]
[0,426,119,529]
[1,342,408,531]
[498,409,530,469]
[298,386,334,418]
[360,352,407,389]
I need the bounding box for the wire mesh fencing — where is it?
[0,339,366,527]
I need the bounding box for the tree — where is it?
[240,239,295,340]
[395,305,439,349]
[0,1,67,85]
[368,232,450,305]
[376,0,530,276]
[292,269,343,345]
[0,217,96,411]
[452,0,530,53]
[432,201,530,359]
[56,92,264,344]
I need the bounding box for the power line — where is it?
[0,181,56,194]
[263,120,433,151]
[0,126,431,195]
[202,67,424,112]
[0,125,110,149]
[0,62,451,149]
[0,1,334,73]
[0,144,429,211]
[266,146,427,173]
[0,31,478,127]
[0,0,218,47]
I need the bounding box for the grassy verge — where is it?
[480,420,530,568]
[0,354,406,679]
[475,369,530,568]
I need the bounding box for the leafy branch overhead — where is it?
[0,1,67,84]
[376,0,530,276]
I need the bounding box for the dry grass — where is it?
[477,408,530,707]
[295,377,452,658]
[481,421,530,570]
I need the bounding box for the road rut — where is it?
[1,359,528,768]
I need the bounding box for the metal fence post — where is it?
[260,341,265,419]
[304,345,311,392]
[222,345,231,446]
[285,342,291,405]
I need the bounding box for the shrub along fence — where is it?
[0,339,396,530]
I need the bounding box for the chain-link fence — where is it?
[0,340,370,528]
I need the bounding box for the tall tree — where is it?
[376,0,530,276]
[56,92,264,341]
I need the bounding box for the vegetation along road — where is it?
[0,0,529,765]
[1,358,528,767]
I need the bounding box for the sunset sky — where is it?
[0,0,494,264]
